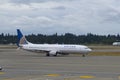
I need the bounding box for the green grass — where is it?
[88,45,120,50]
[88,45,120,56]
[89,52,120,56]
[0,45,17,49]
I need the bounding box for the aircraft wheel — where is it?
[53,53,57,56]
[46,53,50,56]
[82,54,86,57]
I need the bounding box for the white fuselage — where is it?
[21,44,92,56]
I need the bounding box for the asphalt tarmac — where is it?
[0,49,120,80]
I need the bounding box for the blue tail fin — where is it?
[17,29,28,47]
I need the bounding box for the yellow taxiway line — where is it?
[45,74,60,77]
[80,75,95,79]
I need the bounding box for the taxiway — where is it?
[0,48,120,80]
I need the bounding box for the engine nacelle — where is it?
[49,51,57,56]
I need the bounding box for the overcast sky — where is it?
[0,0,120,35]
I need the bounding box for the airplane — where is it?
[112,42,120,46]
[17,29,92,57]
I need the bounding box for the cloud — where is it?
[0,0,120,35]
[9,0,74,4]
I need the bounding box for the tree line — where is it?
[0,33,120,45]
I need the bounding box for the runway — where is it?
[0,49,120,80]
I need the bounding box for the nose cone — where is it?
[87,48,92,52]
